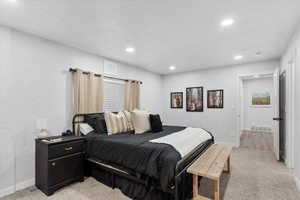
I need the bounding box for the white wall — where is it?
[162,60,278,145]
[0,25,163,197]
[243,77,274,132]
[281,26,300,190]
[0,24,15,197]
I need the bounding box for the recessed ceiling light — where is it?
[169,65,176,71]
[220,18,235,27]
[253,75,260,78]
[125,46,135,53]
[234,55,243,60]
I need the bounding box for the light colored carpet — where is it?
[200,148,299,200]
[1,134,299,200]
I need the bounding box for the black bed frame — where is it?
[72,113,214,200]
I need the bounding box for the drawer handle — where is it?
[65,147,73,151]
[52,162,56,166]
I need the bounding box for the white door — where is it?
[273,69,280,160]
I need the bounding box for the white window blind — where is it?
[103,80,125,112]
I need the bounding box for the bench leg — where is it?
[214,179,220,200]
[224,156,231,173]
[193,175,198,198]
[227,156,231,173]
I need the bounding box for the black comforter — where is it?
[86,126,209,192]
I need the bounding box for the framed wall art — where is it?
[186,87,203,112]
[170,92,183,108]
[207,89,224,108]
[251,92,271,106]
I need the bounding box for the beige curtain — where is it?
[72,69,104,135]
[124,81,140,111]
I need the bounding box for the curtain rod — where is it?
[69,68,143,84]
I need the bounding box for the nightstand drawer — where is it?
[48,152,84,187]
[49,140,84,159]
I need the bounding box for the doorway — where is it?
[239,75,275,151]
[237,69,293,167]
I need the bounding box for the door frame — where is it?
[236,72,273,147]
[236,66,295,168]
[282,58,295,168]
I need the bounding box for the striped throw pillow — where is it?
[104,112,129,135]
[123,110,134,131]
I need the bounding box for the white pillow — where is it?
[131,109,151,134]
[80,123,94,135]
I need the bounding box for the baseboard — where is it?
[0,178,35,198]
[16,178,35,191]
[0,185,15,198]
[242,129,272,134]
[295,176,300,192]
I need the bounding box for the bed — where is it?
[72,113,214,200]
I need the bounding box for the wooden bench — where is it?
[187,144,232,200]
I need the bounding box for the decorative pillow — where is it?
[80,123,94,135]
[131,109,151,134]
[149,114,163,132]
[123,110,134,131]
[104,112,129,135]
[85,114,107,134]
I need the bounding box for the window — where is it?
[103,80,125,112]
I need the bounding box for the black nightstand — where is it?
[35,136,85,196]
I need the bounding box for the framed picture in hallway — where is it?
[170,92,183,108]
[186,87,203,112]
[251,92,271,106]
[207,89,224,108]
